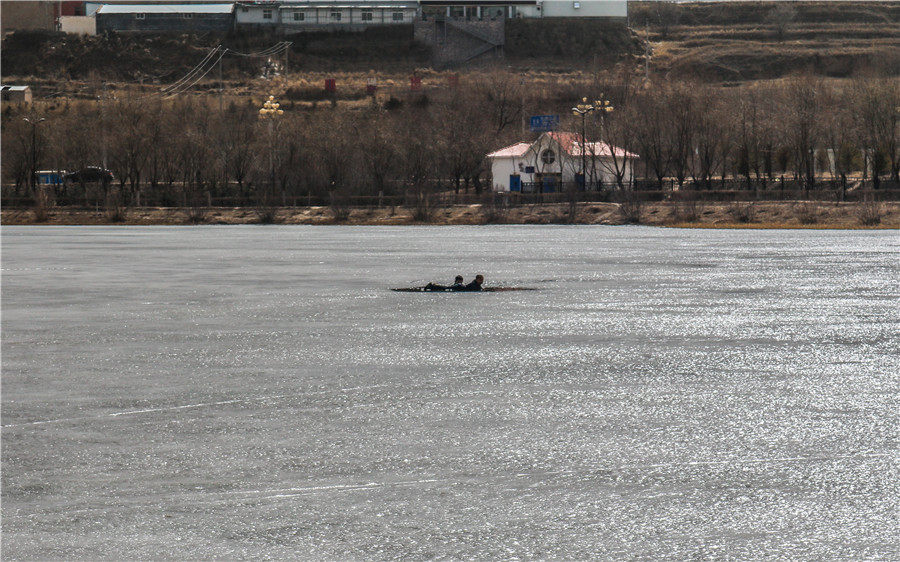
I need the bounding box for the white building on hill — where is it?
[235,1,418,30]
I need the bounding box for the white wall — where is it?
[236,5,279,25]
[60,15,96,35]
[238,5,415,26]
[525,0,627,18]
[491,157,527,191]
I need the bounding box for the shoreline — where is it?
[3,201,899,229]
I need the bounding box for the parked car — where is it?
[64,167,114,184]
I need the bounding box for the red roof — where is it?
[488,132,638,160]
[486,142,531,158]
[548,132,638,158]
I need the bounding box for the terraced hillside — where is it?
[630,1,900,82]
[2,2,898,88]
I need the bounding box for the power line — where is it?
[160,45,224,95]
[227,41,292,58]
[158,41,293,98]
[163,47,228,98]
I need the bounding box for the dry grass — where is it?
[7,201,896,228]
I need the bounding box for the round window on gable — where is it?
[541,149,556,165]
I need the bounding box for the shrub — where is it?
[409,190,437,222]
[855,199,883,226]
[329,190,352,222]
[31,189,51,223]
[252,185,281,224]
[728,202,756,223]
[793,201,820,225]
[671,198,704,223]
[480,193,509,223]
[105,191,126,223]
[185,206,207,224]
[619,193,643,224]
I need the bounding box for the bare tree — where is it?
[436,87,494,196]
[217,105,258,197]
[766,3,797,42]
[634,88,674,190]
[172,99,217,212]
[396,107,439,220]
[821,83,861,200]
[733,84,777,193]
[1,114,33,194]
[667,82,696,190]
[107,96,157,206]
[472,71,524,136]
[594,94,638,190]
[780,76,821,194]
[356,111,400,199]
[690,85,730,190]
[56,106,104,205]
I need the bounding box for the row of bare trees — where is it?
[596,74,900,196]
[3,71,899,208]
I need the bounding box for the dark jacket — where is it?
[461,280,482,292]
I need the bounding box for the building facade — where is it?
[420,1,626,20]
[1,86,33,104]
[488,132,637,192]
[94,4,235,34]
[1,1,58,32]
[235,1,417,31]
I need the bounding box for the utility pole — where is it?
[218,49,224,112]
[572,96,612,190]
[644,25,650,81]
[23,117,46,194]
[101,83,108,170]
[521,74,526,137]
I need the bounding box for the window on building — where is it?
[263,9,272,19]
[182,13,193,19]
[361,10,373,21]
[392,11,404,21]
[241,6,249,13]
[293,12,305,21]
[136,13,145,19]
[330,12,342,21]
[541,150,556,165]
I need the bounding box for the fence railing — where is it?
[3,182,900,210]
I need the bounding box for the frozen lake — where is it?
[2,225,898,560]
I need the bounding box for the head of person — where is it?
[455,275,464,284]
[475,274,484,284]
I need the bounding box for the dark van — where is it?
[64,167,114,184]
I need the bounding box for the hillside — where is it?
[629,1,900,81]
[3,1,899,90]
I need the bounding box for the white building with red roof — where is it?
[487,131,638,192]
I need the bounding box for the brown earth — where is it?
[4,201,898,228]
[4,1,899,96]
[630,1,900,82]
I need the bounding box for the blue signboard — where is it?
[530,115,559,132]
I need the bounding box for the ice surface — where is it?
[2,226,898,560]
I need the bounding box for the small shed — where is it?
[487,131,638,192]
[60,15,97,35]
[95,4,235,34]
[1,85,33,103]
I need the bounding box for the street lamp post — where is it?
[23,117,46,194]
[571,96,613,189]
[258,95,284,197]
